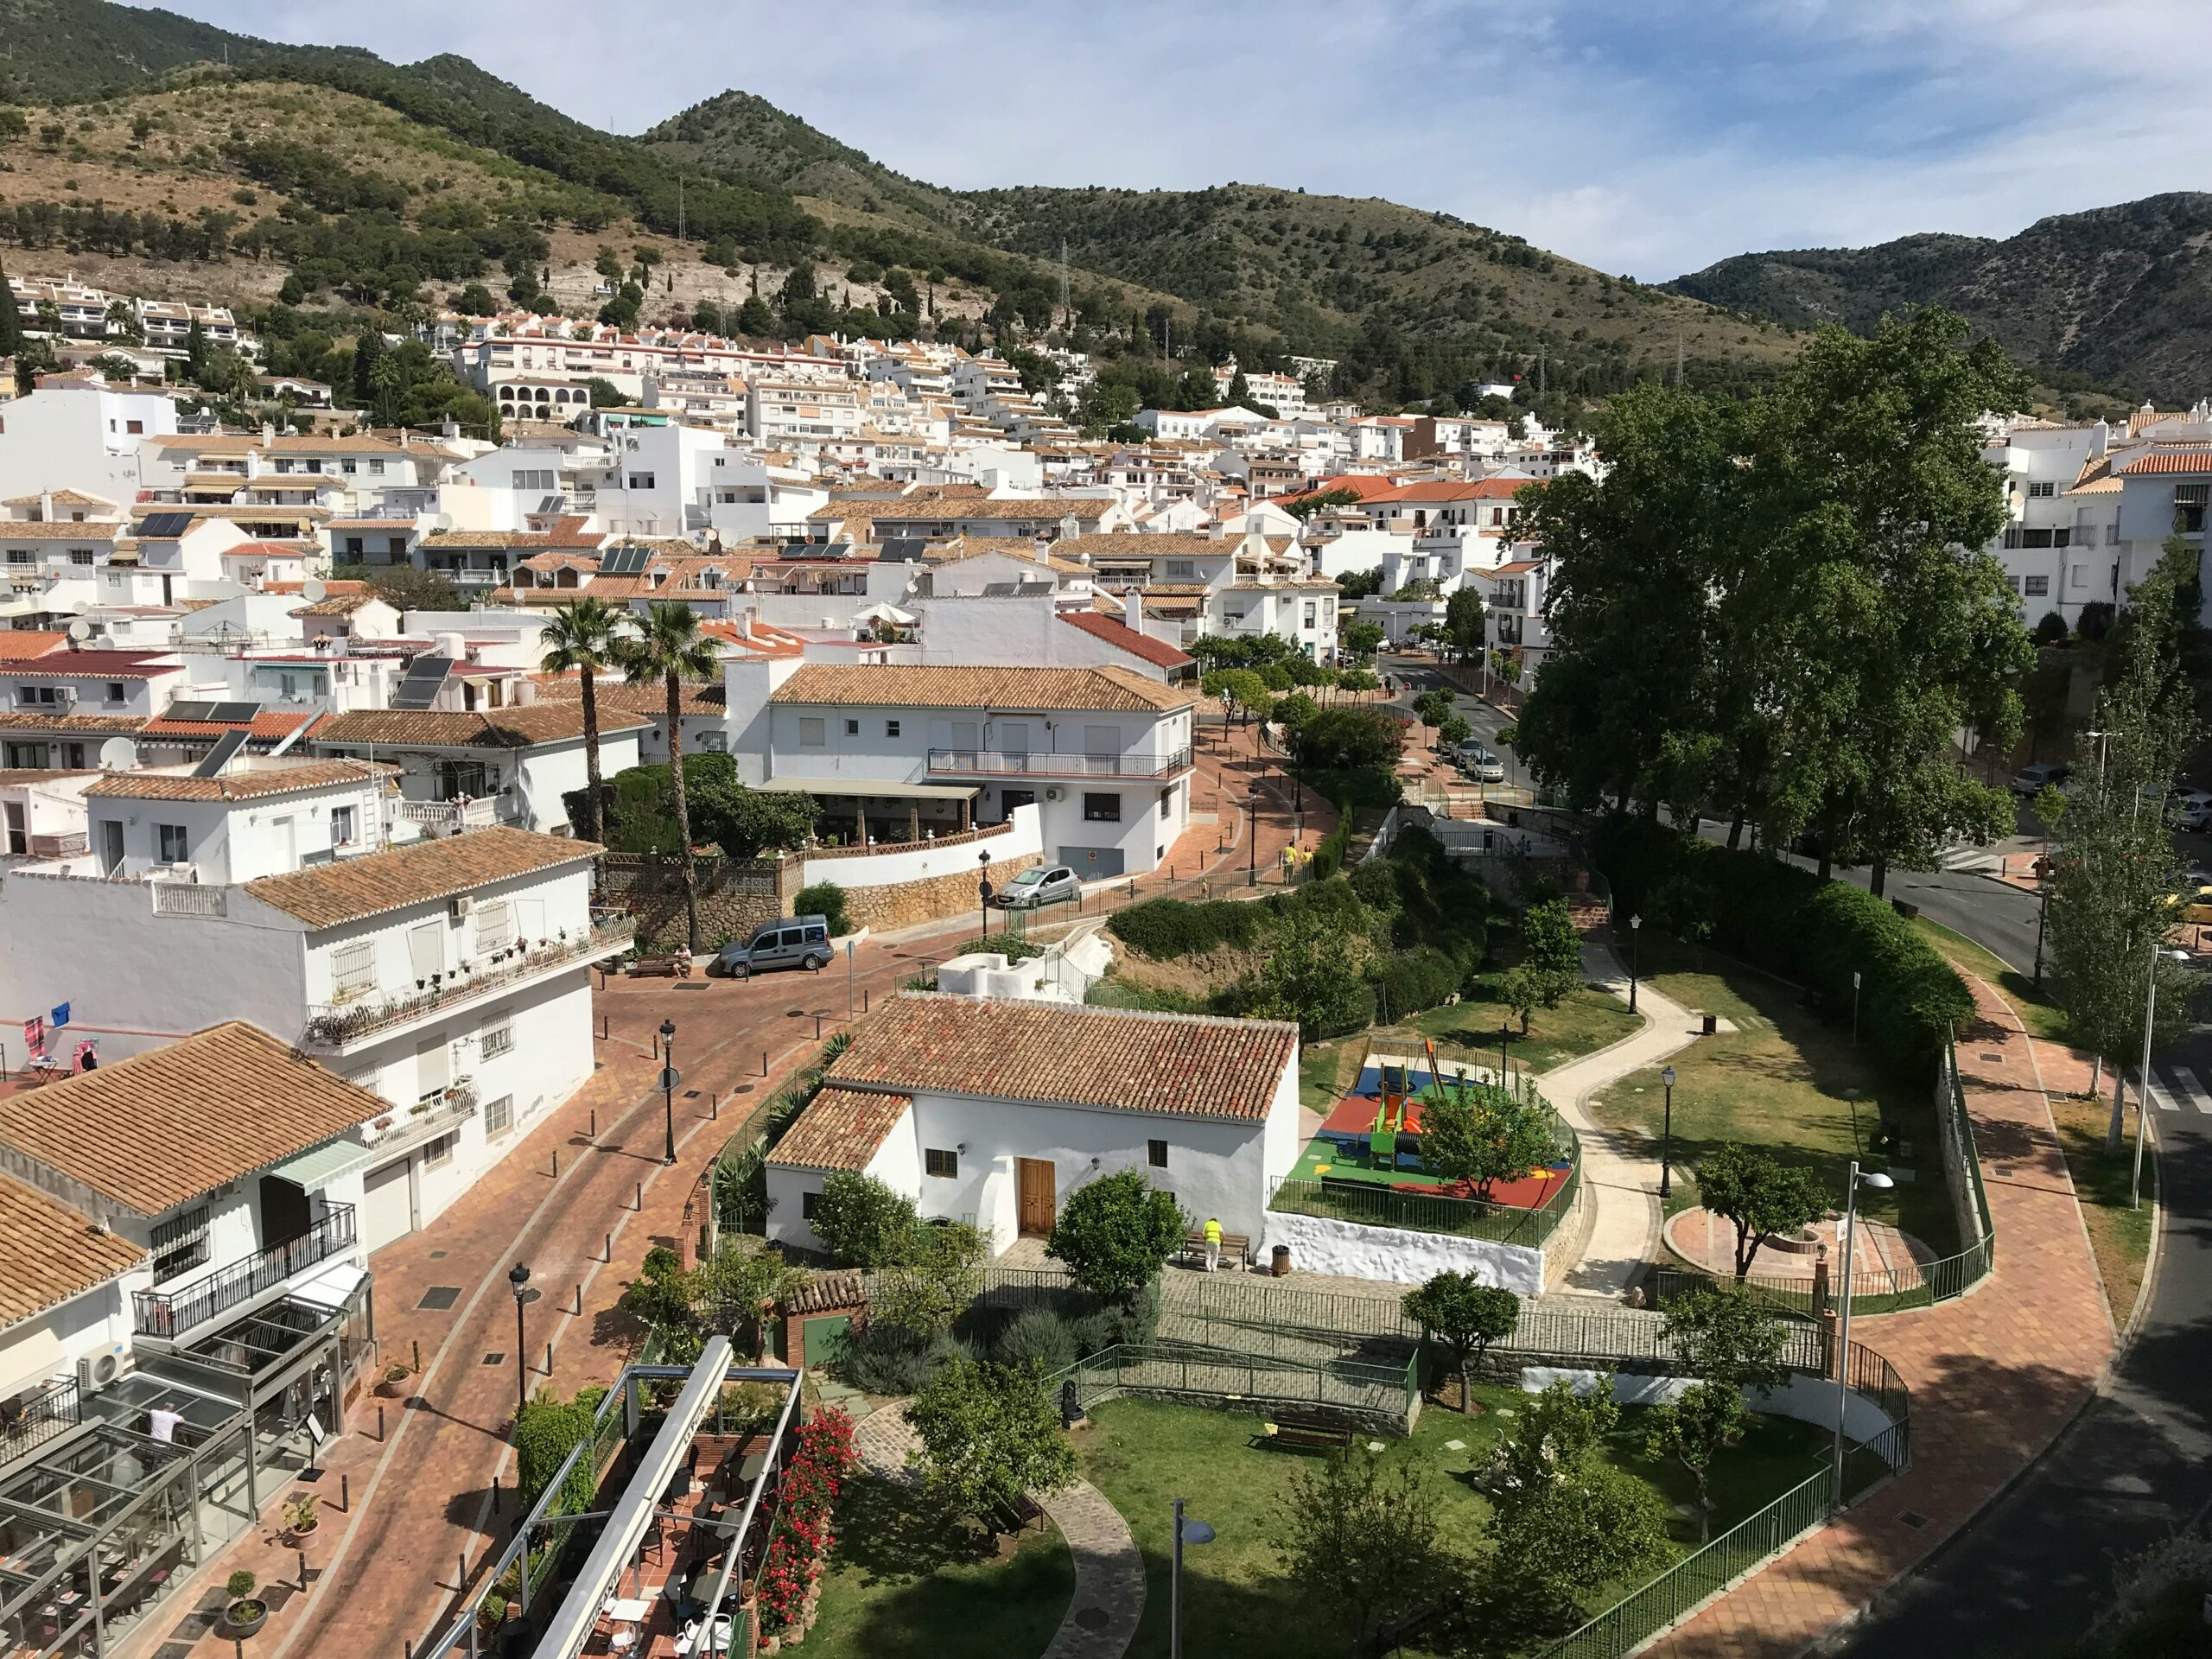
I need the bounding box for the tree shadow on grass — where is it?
[831,1473,1001,1589]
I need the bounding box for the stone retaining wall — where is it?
[837,849,1046,934]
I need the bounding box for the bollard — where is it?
[601,1014,608,1041]
[299,1548,308,1591]
[491,1473,499,1510]
[340,1473,350,1512]
[377,1404,385,1441]
[544,1340,554,1376]
[605,1230,613,1262]
[575,1283,584,1315]
[814,1013,823,1039]
[459,1550,468,1592]
[411,1339,421,1375]
[864,988,870,1014]
[550,1149,558,1177]
[589,1107,597,1138]
[710,1094,718,1120]
[634,1181,643,1211]
[761,1050,768,1077]
[652,1031,659,1060]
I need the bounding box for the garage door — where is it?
[1058,845,1125,878]
[361,1158,415,1253]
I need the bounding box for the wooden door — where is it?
[1017,1159,1057,1236]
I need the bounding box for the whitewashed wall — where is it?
[1259,1209,1545,1295]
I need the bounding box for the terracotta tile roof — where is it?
[417,529,605,551]
[784,1269,868,1315]
[85,758,389,802]
[314,705,648,748]
[0,1173,146,1325]
[0,632,67,660]
[0,522,125,541]
[0,712,149,736]
[770,664,1190,714]
[1054,531,1233,563]
[7,651,175,677]
[534,677,725,716]
[139,710,327,742]
[3,489,113,507]
[764,1085,912,1172]
[2115,450,2212,476]
[244,824,600,929]
[149,433,413,455]
[825,994,1297,1122]
[290,591,385,616]
[1056,611,1194,670]
[0,1022,385,1217]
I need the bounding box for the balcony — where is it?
[926,747,1193,782]
[300,915,636,1052]
[132,1204,357,1338]
[0,1376,80,1471]
[397,796,500,830]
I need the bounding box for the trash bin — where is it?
[1271,1244,1292,1278]
[1702,1014,1718,1036]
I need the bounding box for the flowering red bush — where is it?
[756,1406,855,1634]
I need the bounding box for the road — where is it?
[1383,652,2212,1655]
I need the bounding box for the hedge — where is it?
[1371,944,1465,1022]
[1106,896,1260,959]
[1590,819,1972,1074]
[1308,796,1357,880]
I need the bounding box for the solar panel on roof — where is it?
[876,539,929,563]
[190,728,250,778]
[391,656,453,711]
[163,700,218,723]
[206,702,262,724]
[137,512,194,537]
[599,544,650,576]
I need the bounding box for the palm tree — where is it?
[539,597,625,848]
[621,602,721,950]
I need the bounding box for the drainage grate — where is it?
[1980,1052,2004,1063]
[684,1090,702,1099]
[417,1287,461,1311]
[1898,1510,1929,1529]
[482,1352,505,1366]
[428,1249,448,1260]
[1074,1607,1110,1632]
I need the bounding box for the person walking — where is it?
[1203,1215,1223,1274]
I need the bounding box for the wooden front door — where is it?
[1017,1159,1057,1236]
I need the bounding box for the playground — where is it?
[1287,1046,1575,1215]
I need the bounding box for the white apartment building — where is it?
[722,662,1197,878]
[747,379,866,447]
[0,377,181,505]
[310,705,647,836]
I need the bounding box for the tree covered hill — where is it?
[1669,194,2212,405]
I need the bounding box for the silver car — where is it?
[995,866,1081,909]
[711,915,833,977]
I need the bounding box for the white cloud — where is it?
[156,0,2212,276]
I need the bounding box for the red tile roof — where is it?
[0,632,67,660]
[764,1086,912,1172]
[1057,610,1194,670]
[7,651,177,678]
[2116,451,2212,476]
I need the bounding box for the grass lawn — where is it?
[2048,1094,2156,1320]
[1911,917,2072,1046]
[1400,979,1644,1077]
[1078,1393,1833,1659]
[809,1473,1075,1659]
[1299,1036,1366,1114]
[1586,937,1960,1257]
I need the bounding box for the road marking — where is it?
[2169,1065,2212,1114]
[2147,1073,2182,1113]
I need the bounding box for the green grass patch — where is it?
[810,1472,1075,1659]
[1588,939,1960,1255]
[1078,1394,1834,1659]
[2050,1095,2155,1319]
[1910,917,2071,1046]
[1395,980,1643,1077]
[1299,1036,1366,1114]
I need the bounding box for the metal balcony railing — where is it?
[926,747,1193,780]
[133,1204,357,1338]
[301,916,636,1049]
[0,1376,80,1469]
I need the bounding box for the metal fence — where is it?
[1058,1341,1416,1431]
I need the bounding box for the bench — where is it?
[626,956,691,979]
[1258,1411,1351,1454]
[1180,1229,1252,1270]
[990,1491,1045,1535]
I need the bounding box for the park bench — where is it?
[626,955,690,979]
[1180,1229,1252,1269]
[1259,1410,1351,1454]
[990,1491,1045,1535]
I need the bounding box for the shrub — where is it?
[2031,610,2069,646]
[1259,875,1371,934]
[1309,798,1357,880]
[1107,897,1260,959]
[1046,1168,1185,1301]
[994,1306,1077,1372]
[794,880,850,937]
[810,1173,919,1267]
[840,1321,966,1395]
[514,1393,599,1512]
[1371,944,1464,1020]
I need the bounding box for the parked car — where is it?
[1457,742,1506,784]
[2009,762,2071,798]
[709,915,833,978]
[994,865,1081,910]
[2169,788,2212,832]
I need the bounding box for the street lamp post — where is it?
[1852,970,1862,1046]
[1248,790,1259,888]
[1629,913,1643,1014]
[659,1018,677,1166]
[507,1262,532,1424]
[1659,1065,1676,1198]
[1832,1161,1893,1503]
[846,937,856,1018]
[1169,1499,1216,1659]
[977,848,993,943]
[2133,944,2190,1208]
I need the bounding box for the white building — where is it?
[309,705,648,836]
[0,375,180,505]
[765,994,1301,1250]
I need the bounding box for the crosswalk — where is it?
[2147,1064,2212,1112]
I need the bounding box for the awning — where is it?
[756,777,976,802]
[268,1139,373,1192]
[291,1261,367,1313]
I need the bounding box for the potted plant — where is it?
[222,1570,265,1637]
[284,1491,319,1542]
[378,1358,414,1398]
[477,1592,508,1639]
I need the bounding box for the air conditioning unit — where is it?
[450,894,475,919]
[78,1347,125,1395]
[1044,785,1065,803]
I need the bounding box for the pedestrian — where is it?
[1202,1215,1223,1274]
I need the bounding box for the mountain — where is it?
[0,0,283,103]
[1669,194,2212,404]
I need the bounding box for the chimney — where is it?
[260,422,276,446]
[1122,585,1141,627]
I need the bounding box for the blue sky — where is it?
[167,0,2212,278]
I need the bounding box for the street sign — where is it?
[658,1066,681,1092]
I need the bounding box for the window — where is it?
[474,899,514,952]
[103,682,124,703]
[125,419,143,435]
[70,550,94,567]
[844,718,860,736]
[482,1024,515,1060]
[156,823,188,862]
[2071,567,2088,589]
[2024,575,2050,597]
[1147,1139,1168,1168]
[628,472,656,490]
[332,938,377,1001]
[4,550,29,566]
[16,685,54,707]
[1084,791,1121,823]
[885,720,901,739]
[484,1094,515,1137]
[802,1189,820,1220]
[925,1147,958,1179]
[2028,480,2056,498]
[149,1205,211,1283]
[1160,786,1175,820]
[798,716,827,748]
[423,1133,456,1168]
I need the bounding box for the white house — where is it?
[765,994,1302,1250]
[723,662,1197,877]
[0,374,179,505]
[310,705,647,835]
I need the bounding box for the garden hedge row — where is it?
[1592,818,1973,1075]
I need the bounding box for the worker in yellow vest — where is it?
[1203,1215,1224,1274]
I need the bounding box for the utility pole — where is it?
[1059,238,1071,333]
[677,176,684,247]
[1675,331,1684,387]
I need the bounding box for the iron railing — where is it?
[925,747,1194,780]
[0,1376,80,1469]
[133,1203,357,1338]
[1055,1341,1414,1429]
[301,917,635,1048]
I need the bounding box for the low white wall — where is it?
[1518,1368,1905,1470]
[1260,1209,1543,1296]
[799,803,1043,889]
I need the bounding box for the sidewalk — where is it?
[1643,973,2114,1658]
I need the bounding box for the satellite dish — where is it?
[302,577,327,603]
[66,620,92,642]
[98,737,136,770]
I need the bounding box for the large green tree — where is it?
[538,598,625,849]
[1402,1273,1519,1413]
[620,603,721,951]
[1694,1144,1827,1282]
[1046,1168,1184,1302]
[906,1358,1077,1529]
